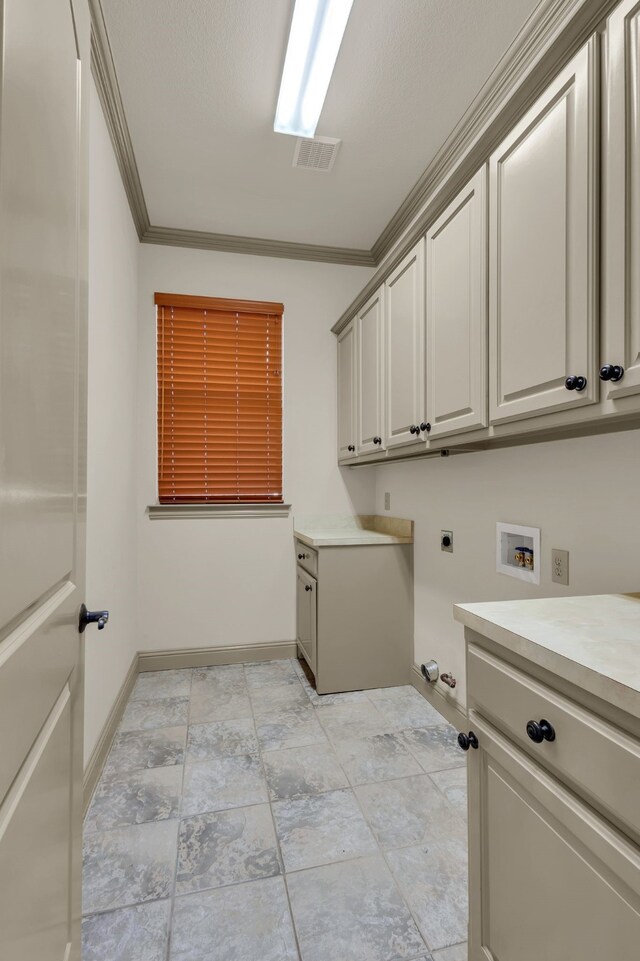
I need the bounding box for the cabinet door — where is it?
[602,0,640,402]
[468,714,640,961]
[337,321,356,460]
[427,168,487,438]
[296,567,317,676]
[489,40,598,425]
[384,240,425,448]
[357,288,385,454]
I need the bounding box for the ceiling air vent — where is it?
[293,136,341,173]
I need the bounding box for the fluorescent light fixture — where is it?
[274,0,355,138]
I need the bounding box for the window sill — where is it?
[147,503,291,520]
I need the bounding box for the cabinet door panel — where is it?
[357,289,384,454]
[602,0,640,402]
[489,40,598,424]
[427,168,487,438]
[296,568,317,676]
[337,321,356,460]
[468,715,640,961]
[384,240,425,448]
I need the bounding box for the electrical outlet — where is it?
[384,492,391,511]
[551,548,569,585]
[441,530,453,553]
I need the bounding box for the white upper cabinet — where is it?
[489,39,598,425]
[426,167,488,438]
[602,0,640,403]
[357,287,385,454]
[384,240,426,448]
[337,321,356,460]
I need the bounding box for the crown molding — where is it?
[89,0,618,276]
[142,225,375,266]
[89,0,150,238]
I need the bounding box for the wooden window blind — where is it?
[156,293,283,504]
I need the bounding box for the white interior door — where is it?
[0,1,88,958]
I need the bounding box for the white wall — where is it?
[85,81,140,763]
[374,429,640,708]
[137,245,375,652]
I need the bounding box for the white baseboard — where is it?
[83,653,139,813]
[410,663,467,731]
[137,640,297,672]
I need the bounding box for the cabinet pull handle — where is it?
[457,731,478,751]
[347,444,355,452]
[526,719,556,744]
[373,436,382,445]
[304,584,312,592]
[409,425,418,434]
[419,422,431,433]
[297,553,307,560]
[599,364,624,383]
[565,375,587,392]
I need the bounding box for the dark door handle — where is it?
[79,603,109,633]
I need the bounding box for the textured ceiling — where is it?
[102,0,541,249]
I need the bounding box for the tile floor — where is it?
[83,658,469,961]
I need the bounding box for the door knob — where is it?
[599,364,624,382]
[457,731,478,751]
[79,603,109,633]
[526,719,556,743]
[565,375,587,391]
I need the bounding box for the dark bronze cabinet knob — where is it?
[409,425,418,435]
[599,364,624,382]
[304,584,312,592]
[419,422,431,433]
[347,444,355,452]
[457,731,478,751]
[526,719,556,743]
[373,436,382,445]
[565,375,587,391]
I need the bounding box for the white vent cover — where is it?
[293,136,341,172]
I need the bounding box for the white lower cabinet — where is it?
[602,0,640,404]
[426,167,487,438]
[464,636,640,960]
[468,715,640,961]
[356,288,385,454]
[296,565,317,676]
[489,39,599,425]
[384,240,426,449]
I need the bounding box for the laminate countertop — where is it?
[294,514,413,548]
[454,593,640,720]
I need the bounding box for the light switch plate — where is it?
[552,548,569,585]
[384,492,391,511]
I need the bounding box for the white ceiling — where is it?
[102,0,541,250]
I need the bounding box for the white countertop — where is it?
[454,593,640,719]
[294,514,413,547]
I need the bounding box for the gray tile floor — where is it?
[83,658,469,961]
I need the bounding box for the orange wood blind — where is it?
[156,293,283,504]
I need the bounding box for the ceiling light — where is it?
[274,0,355,138]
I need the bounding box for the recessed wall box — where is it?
[496,522,540,585]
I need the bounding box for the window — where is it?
[156,293,283,504]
